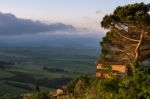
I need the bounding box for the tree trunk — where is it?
[135,31,144,61]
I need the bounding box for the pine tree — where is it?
[99,3,150,67]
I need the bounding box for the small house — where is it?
[96,64,127,79]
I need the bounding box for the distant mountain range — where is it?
[0,34,103,48]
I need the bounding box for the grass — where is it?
[0,81,28,97]
[0,70,14,79]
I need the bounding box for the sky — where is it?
[0,0,149,36]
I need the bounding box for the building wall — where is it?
[96,64,127,79]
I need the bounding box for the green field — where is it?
[0,46,99,97]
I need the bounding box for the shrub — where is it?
[22,91,50,99]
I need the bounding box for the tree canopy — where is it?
[100,3,150,66]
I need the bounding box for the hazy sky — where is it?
[0,0,149,33]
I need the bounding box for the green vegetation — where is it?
[22,91,50,99]
[0,46,97,97]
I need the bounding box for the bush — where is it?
[22,91,50,99]
[67,75,91,93]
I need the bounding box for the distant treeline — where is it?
[43,67,69,74]
[0,61,15,69]
[5,80,32,91]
